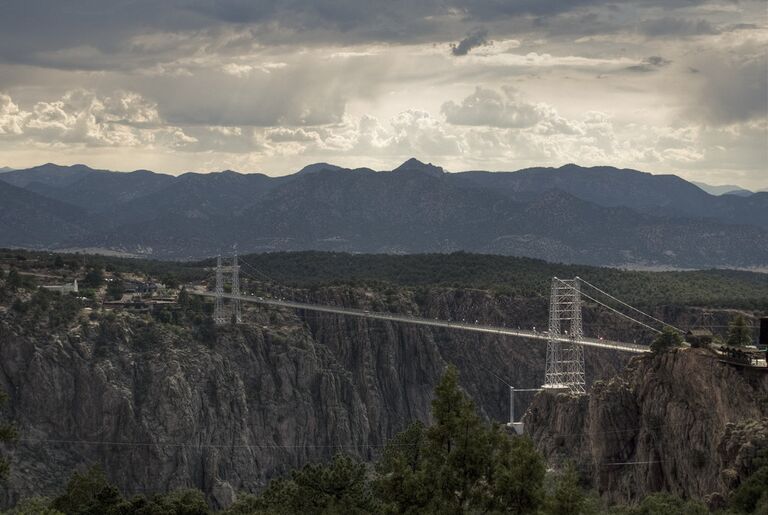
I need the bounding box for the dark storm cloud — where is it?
[688,45,768,125]
[626,56,672,72]
[637,18,718,37]
[0,0,726,71]
[451,29,490,56]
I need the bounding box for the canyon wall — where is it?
[0,287,627,508]
[524,347,768,506]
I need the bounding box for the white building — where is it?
[42,279,78,294]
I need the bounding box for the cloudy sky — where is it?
[0,1,766,188]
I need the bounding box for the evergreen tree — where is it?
[374,422,428,513]
[546,462,589,515]
[239,453,380,514]
[106,280,124,301]
[6,268,22,290]
[162,274,180,289]
[650,327,684,354]
[178,287,190,307]
[729,448,768,513]
[375,365,546,514]
[3,496,63,515]
[148,488,209,514]
[50,466,123,515]
[82,269,104,290]
[727,315,753,347]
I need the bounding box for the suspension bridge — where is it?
[190,250,685,396]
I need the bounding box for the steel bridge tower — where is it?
[544,277,585,394]
[213,249,241,325]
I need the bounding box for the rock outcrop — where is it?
[524,347,768,505]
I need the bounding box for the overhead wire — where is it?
[16,407,737,467]
[237,258,277,284]
[16,437,411,450]
[554,278,661,334]
[577,277,684,333]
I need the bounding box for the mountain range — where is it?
[691,181,755,197]
[1,159,767,268]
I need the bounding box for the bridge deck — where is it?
[194,291,650,354]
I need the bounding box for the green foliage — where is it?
[153,308,173,325]
[162,274,180,289]
[650,327,684,354]
[374,422,427,513]
[0,249,206,284]
[178,287,190,307]
[50,466,123,515]
[238,454,380,514]
[46,466,212,515]
[8,289,82,331]
[490,433,547,514]
[546,462,590,515]
[106,280,124,301]
[6,268,21,290]
[222,494,261,514]
[147,488,210,515]
[727,315,753,347]
[729,449,768,513]
[627,492,708,515]
[3,496,63,515]
[375,365,546,514]
[81,268,104,289]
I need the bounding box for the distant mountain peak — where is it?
[692,180,753,196]
[393,158,444,176]
[33,162,95,173]
[296,162,344,176]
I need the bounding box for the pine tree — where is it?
[547,462,588,515]
[6,268,22,290]
[650,327,684,354]
[376,365,546,514]
[50,466,123,514]
[239,454,380,514]
[727,315,752,347]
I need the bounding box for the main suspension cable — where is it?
[554,278,661,334]
[577,277,684,333]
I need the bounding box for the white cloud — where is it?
[0,94,25,135]
[441,87,547,128]
[0,89,195,148]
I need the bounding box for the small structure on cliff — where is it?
[41,279,78,294]
[686,328,713,347]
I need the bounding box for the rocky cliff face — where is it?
[0,287,628,509]
[524,348,768,506]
